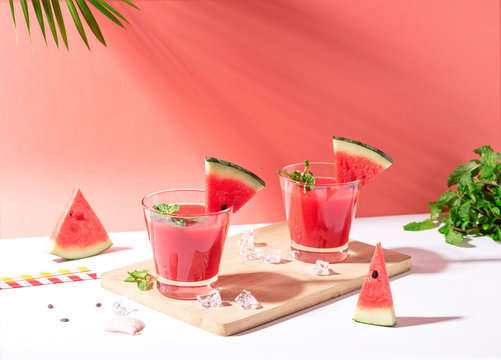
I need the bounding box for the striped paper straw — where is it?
[0,272,99,290]
[0,266,90,283]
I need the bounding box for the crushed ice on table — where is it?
[312,260,330,275]
[238,230,255,248]
[197,289,222,309]
[262,248,281,264]
[240,246,263,260]
[238,230,263,260]
[235,290,260,310]
[105,317,145,336]
[112,296,135,316]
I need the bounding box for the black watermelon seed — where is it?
[95,302,102,307]
[60,318,69,322]
[221,205,227,210]
[47,304,54,309]
[372,270,378,279]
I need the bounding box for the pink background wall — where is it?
[1,0,500,238]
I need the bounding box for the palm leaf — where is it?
[65,0,89,50]
[75,0,106,46]
[95,0,129,24]
[42,0,58,47]
[51,0,68,50]
[10,0,139,50]
[9,0,16,27]
[20,0,30,37]
[88,0,125,27]
[32,0,47,44]
[120,0,139,10]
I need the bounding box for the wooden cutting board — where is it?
[101,221,411,336]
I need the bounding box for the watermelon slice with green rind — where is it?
[353,242,396,326]
[46,188,113,259]
[205,157,265,213]
[333,136,393,185]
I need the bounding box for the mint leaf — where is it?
[152,203,195,226]
[129,270,148,279]
[137,280,148,291]
[403,218,437,231]
[124,269,154,290]
[277,169,301,181]
[153,203,170,213]
[429,191,459,218]
[447,160,480,186]
[445,229,464,245]
[302,173,315,184]
[290,170,301,181]
[169,204,180,213]
[170,218,188,227]
[153,203,180,215]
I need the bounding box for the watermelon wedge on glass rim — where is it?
[205,157,266,213]
[46,188,113,260]
[333,136,393,185]
[353,242,396,326]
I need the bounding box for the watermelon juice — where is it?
[142,189,232,300]
[279,162,361,264]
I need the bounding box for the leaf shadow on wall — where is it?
[100,0,492,219]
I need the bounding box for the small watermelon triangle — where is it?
[333,136,393,185]
[46,188,113,260]
[205,157,265,213]
[353,242,396,326]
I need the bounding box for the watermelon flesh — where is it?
[353,242,396,326]
[333,136,393,185]
[205,157,265,213]
[335,152,387,185]
[46,188,113,259]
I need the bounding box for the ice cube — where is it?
[112,296,135,316]
[262,248,281,264]
[238,230,255,248]
[104,317,145,336]
[240,245,263,260]
[197,289,222,309]
[312,260,330,275]
[235,290,260,310]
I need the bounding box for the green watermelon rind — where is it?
[205,157,266,190]
[353,306,396,327]
[45,237,113,260]
[333,136,393,168]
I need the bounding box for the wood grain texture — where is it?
[101,222,411,336]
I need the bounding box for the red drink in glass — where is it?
[279,162,361,263]
[142,189,231,300]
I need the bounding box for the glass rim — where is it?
[278,161,361,187]
[141,188,233,217]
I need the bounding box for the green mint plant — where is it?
[123,270,154,291]
[404,145,501,245]
[152,203,180,214]
[152,203,205,227]
[278,160,315,190]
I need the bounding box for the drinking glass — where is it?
[279,162,361,263]
[142,189,232,300]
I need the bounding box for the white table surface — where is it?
[0,214,500,360]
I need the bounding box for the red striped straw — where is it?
[0,272,99,290]
[0,266,90,283]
